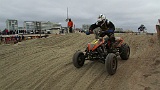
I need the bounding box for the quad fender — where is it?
[115,37,124,47]
[88,39,105,51]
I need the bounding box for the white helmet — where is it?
[97,14,106,22]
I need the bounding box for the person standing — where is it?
[68,18,73,33]
[5,29,9,35]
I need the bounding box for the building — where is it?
[6,19,18,31]
[41,21,61,34]
[24,21,61,34]
[82,24,90,32]
[23,21,36,34]
[50,22,61,34]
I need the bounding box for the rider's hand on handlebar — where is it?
[89,30,93,34]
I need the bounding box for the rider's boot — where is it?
[110,42,117,53]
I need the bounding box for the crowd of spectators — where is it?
[0,29,26,35]
[0,29,26,44]
[0,35,25,44]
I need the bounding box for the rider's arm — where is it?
[107,21,115,30]
[89,23,99,32]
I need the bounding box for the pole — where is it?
[39,22,42,38]
[67,7,69,33]
[67,7,68,20]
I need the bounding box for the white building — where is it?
[23,21,36,34]
[82,24,90,32]
[41,21,61,34]
[24,21,61,34]
[6,19,18,31]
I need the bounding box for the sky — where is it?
[0,0,160,33]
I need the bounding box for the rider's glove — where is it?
[89,30,93,34]
[86,31,90,35]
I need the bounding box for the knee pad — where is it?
[110,35,115,42]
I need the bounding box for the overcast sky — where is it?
[0,0,160,32]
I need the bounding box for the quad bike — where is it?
[72,32,130,75]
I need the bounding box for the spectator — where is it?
[68,18,73,33]
[5,29,9,35]
[18,36,21,42]
[0,36,2,42]
[22,35,25,40]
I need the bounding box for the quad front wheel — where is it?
[105,53,118,75]
[73,51,85,68]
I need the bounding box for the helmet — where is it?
[96,14,107,26]
[97,14,106,22]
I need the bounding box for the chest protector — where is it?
[100,22,108,31]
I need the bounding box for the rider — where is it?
[88,14,116,49]
[138,24,146,33]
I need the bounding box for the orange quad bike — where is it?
[73,33,130,75]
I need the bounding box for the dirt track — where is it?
[0,33,160,90]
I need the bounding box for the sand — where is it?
[0,33,160,90]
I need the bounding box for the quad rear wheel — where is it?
[120,43,130,60]
[73,51,85,68]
